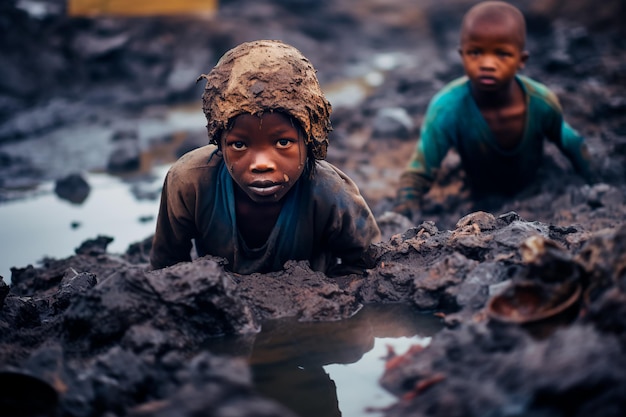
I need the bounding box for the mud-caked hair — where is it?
[197,40,332,160]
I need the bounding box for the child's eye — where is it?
[229,141,247,151]
[276,138,294,149]
[466,49,480,57]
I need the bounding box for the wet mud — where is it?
[1,0,626,416]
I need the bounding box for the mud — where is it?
[1,0,626,416]
[199,39,332,160]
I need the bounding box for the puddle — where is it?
[207,304,443,417]
[0,168,167,284]
[0,104,207,284]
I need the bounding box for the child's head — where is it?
[458,1,529,92]
[198,40,332,161]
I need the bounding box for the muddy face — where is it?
[221,112,307,204]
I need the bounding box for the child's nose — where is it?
[251,151,276,172]
[480,55,497,70]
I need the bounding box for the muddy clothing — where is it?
[397,75,592,208]
[150,145,381,276]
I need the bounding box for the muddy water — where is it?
[207,304,443,417]
[0,169,166,283]
[0,105,208,284]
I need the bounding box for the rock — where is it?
[54,173,91,204]
[371,107,414,139]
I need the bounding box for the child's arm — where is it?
[530,78,593,183]
[150,172,195,269]
[393,117,451,219]
[394,141,436,219]
[555,121,593,182]
[317,164,381,276]
[326,204,381,276]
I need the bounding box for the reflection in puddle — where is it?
[207,304,443,417]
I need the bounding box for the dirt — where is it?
[1,0,625,416]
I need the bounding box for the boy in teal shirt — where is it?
[394,1,592,220]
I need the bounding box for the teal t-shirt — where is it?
[406,75,591,194]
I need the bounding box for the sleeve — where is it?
[321,168,382,276]
[558,121,593,182]
[149,170,195,269]
[544,105,593,182]
[394,98,453,210]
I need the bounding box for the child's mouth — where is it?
[248,182,282,196]
[478,76,497,85]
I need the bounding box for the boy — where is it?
[393,1,592,220]
[150,40,381,276]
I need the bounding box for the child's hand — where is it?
[392,199,421,222]
[393,171,432,221]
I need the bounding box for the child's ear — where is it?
[519,50,530,69]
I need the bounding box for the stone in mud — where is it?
[75,235,114,256]
[53,268,98,313]
[371,107,414,139]
[54,173,91,204]
[107,132,141,173]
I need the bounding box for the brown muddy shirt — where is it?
[150,145,381,275]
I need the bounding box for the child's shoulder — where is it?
[169,145,220,171]
[311,160,361,196]
[426,76,471,116]
[166,144,221,184]
[423,76,470,124]
[517,75,562,113]
[432,76,470,104]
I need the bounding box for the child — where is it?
[150,40,381,276]
[393,1,592,220]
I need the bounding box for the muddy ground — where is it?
[1,0,626,416]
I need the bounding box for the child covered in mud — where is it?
[393,1,592,220]
[150,40,381,276]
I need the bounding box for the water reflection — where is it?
[207,304,443,417]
